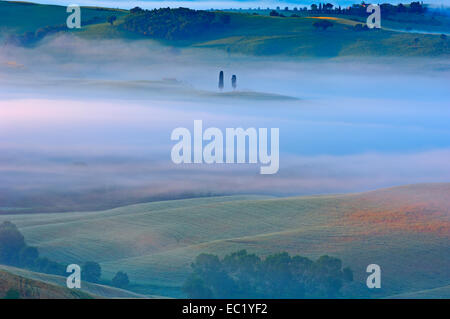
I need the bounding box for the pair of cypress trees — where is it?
[218,71,237,90]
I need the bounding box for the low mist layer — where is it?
[1,35,449,212]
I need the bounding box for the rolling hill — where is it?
[0,268,92,298]
[0,184,448,298]
[1,1,449,57]
[0,264,154,298]
[74,9,450,57]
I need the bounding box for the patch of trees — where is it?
[112,271,130,288]
[266,2,427,18]
[306,2,426,17]
[353,24,370,31]
[122,7,232,40]
[313,20,334,30]
[0,221,129,288]
[5,24,67,46]
[183,250,368,298]
[3,289,20,299]
[269,10,279,17]
[107,15,117,26]
[0,221,65,275]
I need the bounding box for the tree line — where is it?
[183,250,370,298]
[122,7,231,41]
[0,221,129,289]
[258,2,426,16]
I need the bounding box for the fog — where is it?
[1,35,450,212]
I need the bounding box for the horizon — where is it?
[5,0,450,10]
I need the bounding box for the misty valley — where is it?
[0,0,449,301]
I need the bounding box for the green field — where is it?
[79,11,450,57]
[0,184,449,298]
[1,1,449,57]
[0,1,127,34]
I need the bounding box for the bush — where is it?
[107,15,117,26]
[3,289,20,299]
[18,246,39,268]
[112,271,129,288]
[313,20,333,30]
[82,261,102,283]
[0,221,26,264]
[269,10,279,17]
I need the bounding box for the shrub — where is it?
[112,271,130,288]
[82,261,102,283]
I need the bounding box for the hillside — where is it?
[0,184,448,298]
[0,1,127,34]
[0,264,152,298]
[1,2,449,57]
[0,268,92,298]
[72,9,450,57]
[388,285,450,299]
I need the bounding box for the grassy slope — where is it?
[189,13,449,57]
[83,11,448,57]
[0,264,153,298]
[388,285,450,299]
[0,1,127,34]
[1,2,448,57]
[0,268,93,298]
[0,185,448,298]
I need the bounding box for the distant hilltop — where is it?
[1,1,449,57]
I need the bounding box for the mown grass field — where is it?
[0,185,448,298]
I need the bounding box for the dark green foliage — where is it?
[218,71,224,90]
[112,271,129,288]
[183,250,362,298]
[6,24,66,46]
[122,8,231,41]
[0,221,26,264]
[0,221,66,276]
[269,10,279,17]
[82,261,102,283]
[183,275,213,298]
[18,246,39,268]
[130,7,144,14]
[41,259,66,276]
[3,289,20,299]
[107,15,117,26]
[343,266,354,281]
[353,24,370,31]
[313,20,333,30]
